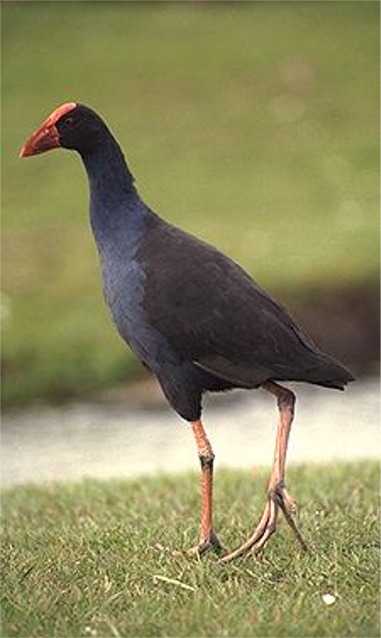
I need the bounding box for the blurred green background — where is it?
[2,1,379,407]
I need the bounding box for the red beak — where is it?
[19,101,77,158]
[19,122,61,158]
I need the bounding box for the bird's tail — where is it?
[303,351,355,390]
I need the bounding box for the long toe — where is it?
[219,498,277,563]
[273,487,309,552]
[219,485,308,564]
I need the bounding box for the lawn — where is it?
[1,462,379,637]
[2,2,379,406]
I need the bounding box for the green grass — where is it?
[2,2,379,406]
[1,462,379,637]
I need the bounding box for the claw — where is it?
[219,484,308,564]
[188,531,224,557]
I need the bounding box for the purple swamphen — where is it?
[20,103,354,561]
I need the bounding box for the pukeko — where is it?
[20,103,354,562]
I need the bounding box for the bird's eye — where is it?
[65,116,74,126]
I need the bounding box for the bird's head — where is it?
[19,102,107,158]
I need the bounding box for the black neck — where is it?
[78,132,150,253]
[80,134,138,208]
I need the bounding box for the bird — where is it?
[20,103,354,562]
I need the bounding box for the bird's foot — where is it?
[219,484,308,564]
[188,530,224,558]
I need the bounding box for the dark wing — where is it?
[138,216,353,389]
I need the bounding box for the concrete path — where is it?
[1,378,379,488]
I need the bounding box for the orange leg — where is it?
[220,381,308,563]
[189,419,222,555]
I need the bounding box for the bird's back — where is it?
[136,214,353,391]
